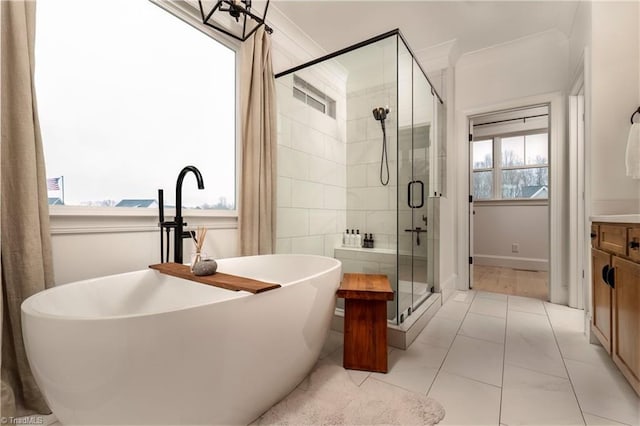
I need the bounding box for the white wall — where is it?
[455,31,569,110]
[50,211,238,284]
[474,203,549,271]
[453,30,570,302]
[346,82,398,250]
[438,66,457,298]
[275,68,347,257]
[589,1,640,215]
[568,0,591,82]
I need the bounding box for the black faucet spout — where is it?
[174,165,205,264]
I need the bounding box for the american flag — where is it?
[47,177,60,191]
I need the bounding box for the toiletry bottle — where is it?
[356,229,362,248]
[350,229,355,247]
[343,229,349,247]
[365,233,371,248]
[370,233,375,248]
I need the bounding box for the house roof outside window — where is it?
[114,199,158,208]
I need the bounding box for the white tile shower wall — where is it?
[346,83,398,250]
[275,71,347,257]
[334,247,397,289]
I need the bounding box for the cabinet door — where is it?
[611,256,640,396]
[592,248,612,354]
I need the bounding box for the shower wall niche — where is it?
[275,30,445,326]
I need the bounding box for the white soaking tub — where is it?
[22,254,341,425]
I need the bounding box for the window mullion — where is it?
[494,136,501,200]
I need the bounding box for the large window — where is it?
[35,0,236,210]
[472,133,548,200]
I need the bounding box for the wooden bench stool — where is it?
[336,273,394,373]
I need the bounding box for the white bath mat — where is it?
[253,363,445,425]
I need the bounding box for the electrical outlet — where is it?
[512,243,519,253]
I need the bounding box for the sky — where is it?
[35,0,236,208]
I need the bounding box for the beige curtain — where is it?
[239,26,277,256]
[1,0,54,416]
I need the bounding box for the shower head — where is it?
[372,106,389,121]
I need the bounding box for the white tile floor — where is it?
[317,290,640,426]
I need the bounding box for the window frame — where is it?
[472,128,549,202]
[45,0,241,231]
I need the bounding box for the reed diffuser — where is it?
[190,226,207,271]
[190,227,217,276]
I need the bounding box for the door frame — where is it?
[457,92,566,304]
[569,72,586,309]
[468,119,475,288]
[467,106,551,296]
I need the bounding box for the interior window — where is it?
[35,0,236,210]
[472,133,548,200]
[472,139,493,200]
[500,133,549,199]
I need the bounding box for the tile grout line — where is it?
[456,305,507,345]
[581,411,633,426]
[498,295,510,425]
[425,291,477,396]
[439,369,503,390]
[542,301,588,426]
[501,361,573,381]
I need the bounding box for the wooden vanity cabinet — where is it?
[590,224,600,248]
[591,221,640,397]
[628,228,640,263]
[591,248,612,354]
[611,256,640,396]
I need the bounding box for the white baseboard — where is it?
[439,273,458,302]
[474,254,548,271]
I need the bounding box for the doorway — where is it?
[469,105,550,300]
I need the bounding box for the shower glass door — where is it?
[397,50,436,324]
[396,38,413,323]
[411,58,434,311]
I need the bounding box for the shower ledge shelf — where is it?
[337,247,396,255]
[334,246,427,260]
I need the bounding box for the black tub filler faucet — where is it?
[157,166,205,264]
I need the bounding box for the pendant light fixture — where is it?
[197,0,273,42]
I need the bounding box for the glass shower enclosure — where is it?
[274,30,444,325]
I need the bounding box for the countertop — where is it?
[590,214,640,224]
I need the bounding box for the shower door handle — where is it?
[416,180,424,208]
[407,180,425,209]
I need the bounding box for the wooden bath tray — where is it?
[149,263,281,294]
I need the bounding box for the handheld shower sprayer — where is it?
[372,106,390,186]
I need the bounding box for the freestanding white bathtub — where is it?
[22,254,341,425]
